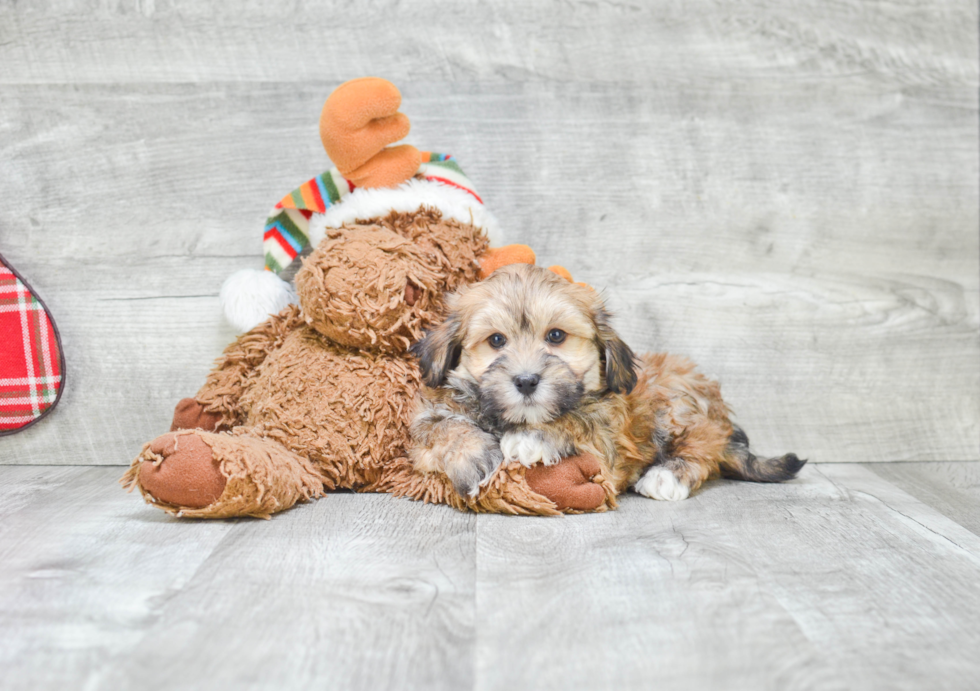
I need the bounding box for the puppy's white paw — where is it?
[499,430,562,467]
[635,466,690,501]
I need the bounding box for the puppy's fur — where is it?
[409,264,804,501]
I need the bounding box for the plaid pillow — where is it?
[0,253,65,435]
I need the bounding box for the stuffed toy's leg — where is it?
[381,453,617,516]
[122,430,328,519]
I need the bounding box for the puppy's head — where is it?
[412,264,637,425]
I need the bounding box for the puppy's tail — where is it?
[721,426,806,483]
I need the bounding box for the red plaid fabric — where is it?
[0,254,64,434]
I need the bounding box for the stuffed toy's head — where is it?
[294,209,488,353]
[221,77,542,334]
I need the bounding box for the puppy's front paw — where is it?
[409,412,504,500]
[500,430,563,467]
[443,429,504,499]
[634,466,690,501]
[446,446,504,499]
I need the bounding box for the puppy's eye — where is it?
[488,333,507,349]
[546,328,567,345]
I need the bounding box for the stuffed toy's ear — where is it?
[548,264,594,291]
[548,265,573,281]
[479,244,536,279]
[319,77,421,189]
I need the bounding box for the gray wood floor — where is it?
[2,462,979,690]
[1,2,978,689]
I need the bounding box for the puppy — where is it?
[409,264,804,502]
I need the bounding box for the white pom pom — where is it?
[220,269,297,332]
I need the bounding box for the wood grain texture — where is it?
[0,0,976,86]
[864,461,980,537]
[0,466,237,690]
[474,463,980,691]
[0,466,476,691]
[3,464,980,689]
[0,0,977,464]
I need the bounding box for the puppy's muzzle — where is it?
[514,373,540,396]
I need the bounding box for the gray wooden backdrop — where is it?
[1,0,977,465]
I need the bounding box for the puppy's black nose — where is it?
[514,373,540,396]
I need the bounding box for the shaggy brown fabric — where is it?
[125,207,611,519]
[380,452,619,516]
[126,211,503,519]
[123,430,328,519]
[295,211,486,353]
[196,306,306,429]
[374,208,489,282]
[380,458,564,516]
[295,226,442,352]
[237,326,422,489]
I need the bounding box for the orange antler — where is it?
[319,77,421,189]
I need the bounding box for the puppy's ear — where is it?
[594,306,638,394]
[411,314,463,388]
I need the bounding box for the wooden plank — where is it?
[2,258,972,464]
[1,81,974,280]
[0,0,975,85]
[3,464,980,689]
[610,271,980,463]
[89,490,476,690]
[864,461,980,537]
[474,464,980,691]
[0,466,237,690]
[0,466,477,690]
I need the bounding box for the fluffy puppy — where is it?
[409,264,804,502]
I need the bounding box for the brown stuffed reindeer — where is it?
[122,78,613,518]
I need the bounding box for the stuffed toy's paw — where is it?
[524,453,609,511]
[126,430,328,518]
[138,432,227,509]
[319,77,421,189]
